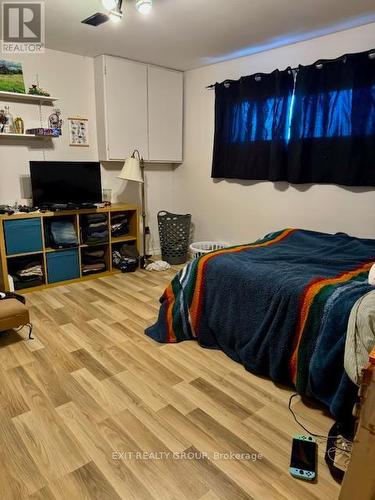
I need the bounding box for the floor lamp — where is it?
[118,150,149,268]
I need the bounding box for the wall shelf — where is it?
[0,90,58,105]
[0,133,54,139]
[0,91,59,144]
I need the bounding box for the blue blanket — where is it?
[146,229,375,419]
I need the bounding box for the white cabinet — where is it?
[95,55,183,163]
[95,56,148,161]
[148,66,183,163]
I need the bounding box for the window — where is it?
[212,50,375,186]
[212,69,294,181]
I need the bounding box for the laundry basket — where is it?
[158,211,192,265]
[190,241,230,259]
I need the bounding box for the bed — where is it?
[146,228,375,420]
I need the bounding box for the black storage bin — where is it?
[158,211,191,265]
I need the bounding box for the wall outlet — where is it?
[145,226,151,235]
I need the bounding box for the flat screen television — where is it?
[30,161,102,206]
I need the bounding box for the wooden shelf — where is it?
[0,203,140,293]
[0,204,139,221]
[80,242,109,248]
[6,250,43,259]
[111,235,137,244]
[15,283,47,293]
[45,246,79,253]
[81,270,109,279]
[0,133,53,139]
[16,271,114,293]
[0,90,58,104]
[47,244,109,251]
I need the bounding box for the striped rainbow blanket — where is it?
[146,229,375,418]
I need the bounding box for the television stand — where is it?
[43,203,97,212]
[0,203,139,293]
[79,203,97,209]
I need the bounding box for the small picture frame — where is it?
[68,117,89,147]
[0,60,26,93]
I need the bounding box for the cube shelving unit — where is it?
[0,203,139,293]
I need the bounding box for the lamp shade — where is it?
[118,157,144,183]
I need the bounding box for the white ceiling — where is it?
[45,0,375,70]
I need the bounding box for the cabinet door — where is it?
[105,57,148,160]
[148,66,183,163]
[4,218,43,255]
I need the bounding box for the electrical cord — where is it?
[288,393,353,452]
[288,393,354,483]
[288,393,328,439]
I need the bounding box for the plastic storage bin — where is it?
[190,241,230,259]
[46,248,80,283]
[158,211,191,265]
[4,218,43,255]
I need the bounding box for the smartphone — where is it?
[289,435,317,481]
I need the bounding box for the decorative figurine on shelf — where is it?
[3,106,15,134]
[26,127,60,136]
[28,84,50,97]
[48,108,63,136]
[14,117,24,134]
[0,109,6,133]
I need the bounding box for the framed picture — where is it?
[0,60,25,93]
[68,117,89,147]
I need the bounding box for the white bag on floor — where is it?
[145,260,171,272]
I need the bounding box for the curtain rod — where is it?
[206,49,375,89]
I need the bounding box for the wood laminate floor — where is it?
[0,268,341,499]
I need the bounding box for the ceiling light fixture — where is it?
[109,8,123,22]
[106,0,123,23]
[83,0,151,27]
[102,0,117,10]
[135,0,152,15]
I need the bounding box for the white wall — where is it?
[0,48,174,254]
[173,23,375,244]
[0,49,98,203]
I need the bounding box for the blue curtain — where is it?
[212,50,375,186]
[288,51,375,185]
[229,95,292,143]
[212,69,294,180]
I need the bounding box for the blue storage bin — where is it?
[4,218,43,255]
[46,248,80,284]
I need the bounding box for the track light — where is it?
[135,0,152,15]
[102,0,117,10]
[109,8,123,22]
[85,0,155,26]
[102,0,123,23]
